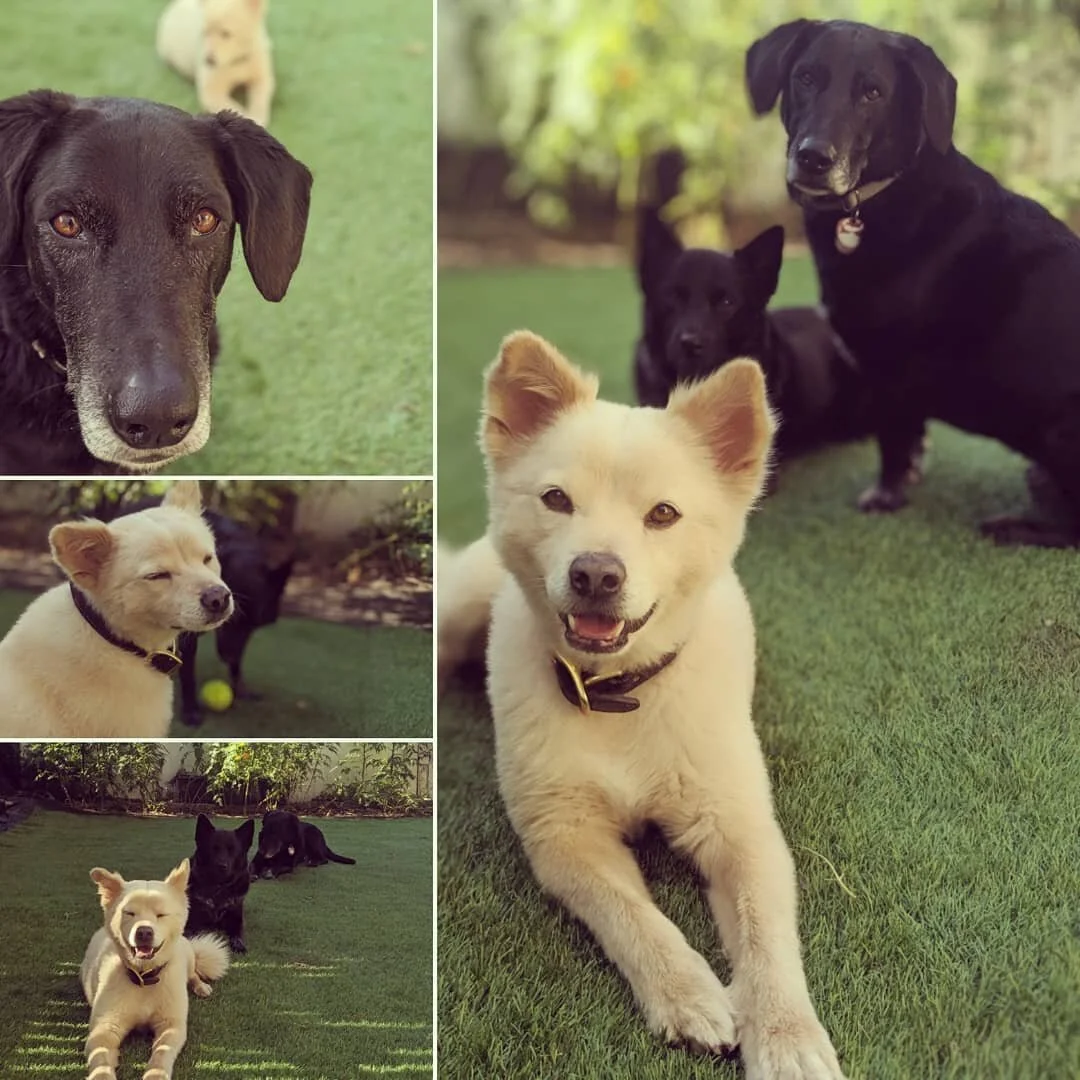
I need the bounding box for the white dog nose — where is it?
[568,553,625,599]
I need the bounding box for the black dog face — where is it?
[638,215,784,384]
[0,91,312,471]
[745,20,956,205]
[193,813,255,881]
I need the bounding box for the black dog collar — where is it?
[70,584,182,676]
[125,961,167,987]
[553,651,678,714]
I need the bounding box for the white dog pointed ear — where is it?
[162,480,203,515]
[50,521,114,589]
[90,867,126,908]
[481,331,599,464]
[668,359,776,501]
[165,858,191,894]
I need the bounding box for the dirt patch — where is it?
[0,797,35,833]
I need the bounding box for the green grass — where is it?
[1,0,432,475]
[0,808,432,1079]
[0,589,432,737]
[437,259,1080,1079]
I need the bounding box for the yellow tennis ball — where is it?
[199,679,234,712]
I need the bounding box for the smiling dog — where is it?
[81,858,230,1080]
[439,332,845,1079]
[0,480,233,737]
[0,90,311,474]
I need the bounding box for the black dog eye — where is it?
[710,292,732,309]
[191,208,220,236]
[145,571,172,581]
[645,502,681,528]
[864,86,882,102]
[797,70,815,89]
[51,212,82,239]
[540,487,574,514]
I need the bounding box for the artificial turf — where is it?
[0,808,433,1079]
[437,258,1080,1079]
[1,0,432,476]
[0,589,433,738]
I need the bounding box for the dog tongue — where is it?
[572,615,622,640]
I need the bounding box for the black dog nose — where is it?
[134,925,154,947]
[679,331,703,358]
[795,138,836,176]
[108,365,198,450]
[569,553,626,599]
[201,585,232,617]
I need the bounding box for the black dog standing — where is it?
[746,19,1080,546]
[250,810,356,879]
[185,814,255,953]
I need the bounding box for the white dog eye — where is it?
[145,571,172,581]
[540,487,574,514]
[645,502,681,528]
[203,554,214,566]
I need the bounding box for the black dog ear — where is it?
[236,818,256,851]
[0,90,74,257]
[898,37,957,154]
[195,813,214,842]
[745,20,823,115]
[636,207,683,298]
[734,225,785,307]
[208,111,313,302]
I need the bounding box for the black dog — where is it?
[250,810,356,879]
[184,814,255,953]
[0,90,312,474]
[633,151,870,464]
[746,20,1080,546]
[178,511,295,727]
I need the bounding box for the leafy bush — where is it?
[325,743,433,813]
[338,481,434,579]
[23,743,167,811]
[191,742,337,811]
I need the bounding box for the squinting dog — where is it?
[439,331,845,1079]
[81,858,230,1080]
[0,480,233,738]
[746,19,1080,546]
[0,90,311,473]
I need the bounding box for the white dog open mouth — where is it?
[129,941,162,961]
[560,605,656,654]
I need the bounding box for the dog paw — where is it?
[856,483,908,513]
[740,1016,845,1080]
[229,937,247,953]
[642,955,737,1055]
[191,978,212,998]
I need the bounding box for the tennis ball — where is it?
[199,679,234,712]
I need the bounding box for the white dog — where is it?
[157,0,275,128]
[0,480,233,738]
[439,331,845,1080]
[82,858,230,1080]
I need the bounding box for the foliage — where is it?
[339,480,434,579]
[326,742,433,813]
[194,742,337,810]
[23,742,167,811]
[445,0,1080,228]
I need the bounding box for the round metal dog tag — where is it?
[835,216,864,254]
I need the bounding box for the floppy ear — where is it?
[0,90,74,258]
[481,331,599,466]
[162,479,203,515]
[734,225,785,308]
[236,818,256,851]
[898,37,956,154]
[667,359,776,502]
[208,111,313,301]
[745,20,823,115]
[195,813,215,844]
[165,858,191,894]
[89,867,126,909]
[50,521,114,589]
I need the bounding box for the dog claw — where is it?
[856,483,908,513]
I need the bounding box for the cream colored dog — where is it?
[157,0,275,128]
[439,331,845,1080]
[0,481,233,739]
[82,858,230,1080]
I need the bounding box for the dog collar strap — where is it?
[553,651,678,714]
[69,583,182,676]
[125,961,167,987]
[835,175,899,256]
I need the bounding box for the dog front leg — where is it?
[522,818,737,1054]
[858,408,927,513]
[682,814,844,1080]
[85,1019,122,1080]
[142,1020,187,1080]
[245,69,275,128]
[196,68,251,120]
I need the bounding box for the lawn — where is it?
[0,590,433,738]
[0,808,433,1079]
[1,0,432,475]
[437,259,1080,1079]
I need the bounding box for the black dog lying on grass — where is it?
[250,810,356,879]
[746,19,1080,546]
[184,814,255,953]
[0,90,312,474]
[633,150,871,468]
